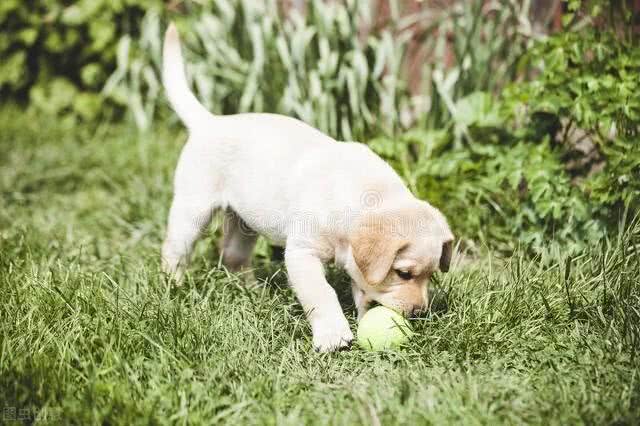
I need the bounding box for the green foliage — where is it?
[0,0,162,120]
[106,0,414,137]
[506,1,640,219]
[371,92,603,256]
[106,0,533,137]
[420,1,533,130]
[369,1,640,255]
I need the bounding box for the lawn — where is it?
[1,106,639,425]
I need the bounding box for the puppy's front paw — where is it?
[312,318,354,352]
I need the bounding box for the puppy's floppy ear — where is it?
[350,215,408,285]
[439,240,453,272]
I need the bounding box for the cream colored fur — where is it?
[160,24,454,352]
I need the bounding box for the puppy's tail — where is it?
[163,23,212,129]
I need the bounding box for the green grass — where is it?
[1,106,639,425]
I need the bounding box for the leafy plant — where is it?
[506,0,640,219]
[417,0,535,131]
[106,0,416,138]
[371,91,604,256]
[0,0,162,120]
[106,0,535,137]
[371,0,639,255]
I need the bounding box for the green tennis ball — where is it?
[357,306,414,351]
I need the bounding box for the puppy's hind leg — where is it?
[162,142,219,283]
[221,209,258,276]
[221,210,258,285]
[162,196,215,282]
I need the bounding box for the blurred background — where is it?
[1,0,638,256]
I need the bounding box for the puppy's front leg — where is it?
[285,245,353,352]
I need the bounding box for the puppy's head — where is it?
[348,201,453,316]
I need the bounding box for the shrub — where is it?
[506,0,640,222]
[0,0,162,120]
[372,0,640,255]
[370,91,604,257]
[368,1,639,255]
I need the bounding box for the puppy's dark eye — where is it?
[395,269,413,280]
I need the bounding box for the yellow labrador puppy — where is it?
[161,24,454,351]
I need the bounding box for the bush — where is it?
[506,1,639,226]
[370,92,604,257]
[0,0,162,120]
[369,1,639,255]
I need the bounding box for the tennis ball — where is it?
[357,306,414,351]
